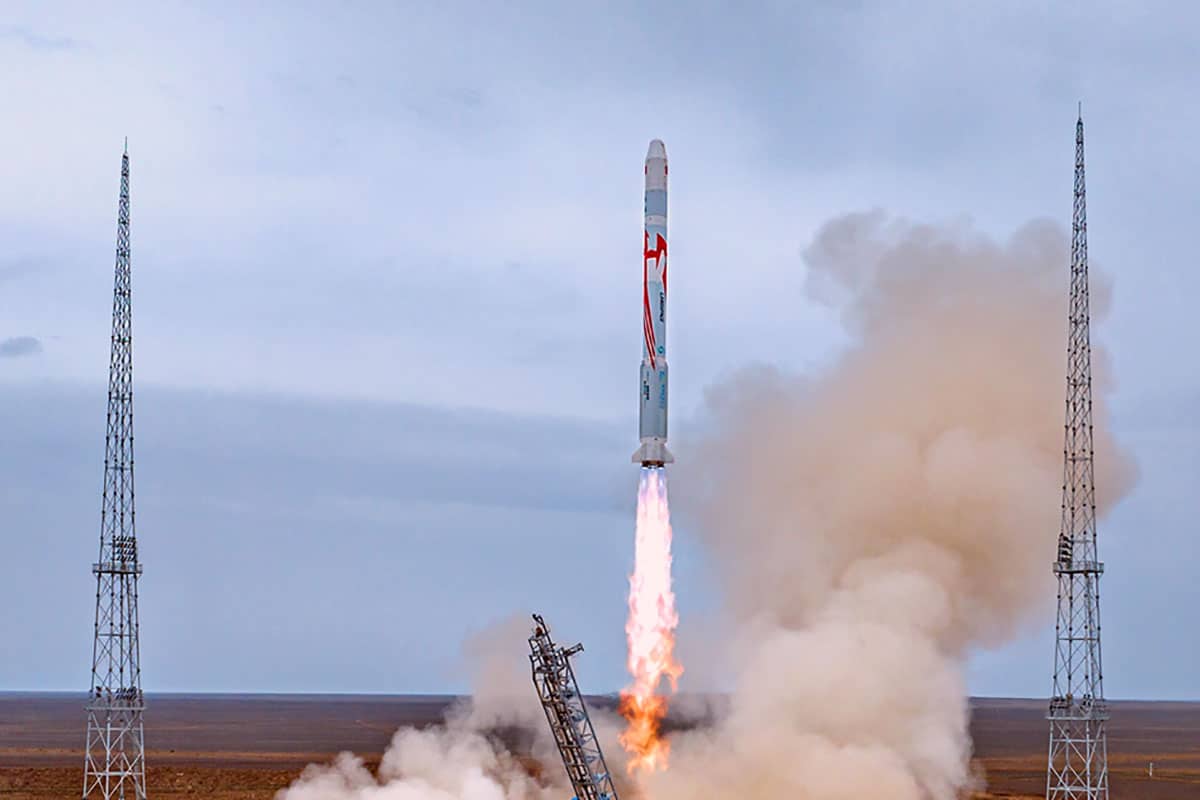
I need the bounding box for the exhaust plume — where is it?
[650,211,1136,800]
[620,467,684,773]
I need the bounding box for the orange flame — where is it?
[619,467,683,775]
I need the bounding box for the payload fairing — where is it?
[632,139,674,467]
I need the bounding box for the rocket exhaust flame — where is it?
[620,466,683,775]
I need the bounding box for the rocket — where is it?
[633,139,674,467]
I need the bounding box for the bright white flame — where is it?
[620,466,683,774]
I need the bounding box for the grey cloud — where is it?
[2,383,630,517]
[1,1,1198,700]
[0,382,637,691]
[0,24,83,51]
[1114,388,1200,433]
[0,336,42,358]
[0,256,45,283]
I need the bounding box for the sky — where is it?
[1,1,1198,698]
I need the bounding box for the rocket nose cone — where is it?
[646,139,667,160]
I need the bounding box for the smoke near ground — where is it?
[276,615,585,800]
[654,211,1136,799]
[279,211,1135,800]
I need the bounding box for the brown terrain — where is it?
[1,694,1196,799]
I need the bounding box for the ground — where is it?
[1,695,1196,798]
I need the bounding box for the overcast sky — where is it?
[2,2,1197,698]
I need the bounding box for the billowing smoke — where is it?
[276,615,583,800]
[650,211,1136,800]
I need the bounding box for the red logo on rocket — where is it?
[643,231,667,368]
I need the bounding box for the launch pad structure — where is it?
[528,614,619,800]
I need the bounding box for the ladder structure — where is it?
[529,614,619,800]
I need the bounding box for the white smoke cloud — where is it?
[653,211,1136,799]
[275,615,565,800]
[275,614,630,800]
[278,728,549,800]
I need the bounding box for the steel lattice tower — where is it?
[1046,110,1108,800]
[83,143,148,800]
[528,614,619,800]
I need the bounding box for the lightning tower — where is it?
[84,143,148,800]
[528,614,619,800]
[1046,110,1109,800]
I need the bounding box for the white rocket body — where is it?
[633,139,674,466]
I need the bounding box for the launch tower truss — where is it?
[83,143,148,800]
[529,614,619,800]
[1046,110,1109,800]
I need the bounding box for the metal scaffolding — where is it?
[528,614,619,800]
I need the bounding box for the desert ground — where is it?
[1,694,1197,799]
